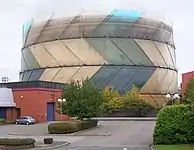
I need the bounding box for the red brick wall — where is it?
[12,88,69,122]
[182,71,194,96]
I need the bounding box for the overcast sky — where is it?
[0,0,193,84]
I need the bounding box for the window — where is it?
[19,117,27,119]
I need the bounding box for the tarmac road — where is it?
[0,120,155,150]
[55,121,155,150]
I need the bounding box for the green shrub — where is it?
[123,98,155,116]
[188,103,194,140]
[48,120,98,134]
[59,78,104,120]
[44,138,53,144]
[101,85,156,115]
[102,89,123,113]
[122,86,155,116]
[0,138,35,146]
[76,120,98,130]
[153,104,194,144]
[0,118,5,124]
[182,78,194,104]
[48,121,77,134]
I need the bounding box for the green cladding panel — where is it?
[86,38,133,65]
[22,48,40,70]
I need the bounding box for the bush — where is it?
[48,121,77,134]
[153,104,194,144]
[101,85,156,116]
[0,138,35,146]
[182,78,194,104]
[44,138,53,144]
[122,98,155,117]
[122,86,155,116]
[189,103,194,140]
[0,118,5,124]
[48,120,98,134]
[59,78,104,120]
[101,89,123,113]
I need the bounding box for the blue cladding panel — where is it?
[106,66,138,91]
[22,48,40,70]
[88,9,142,37]
[21,54,28,71]
[23,22,31,35]
[90,66,156,91]
[29,69,45,81]
[90,66,122,88]
[19,73,24,81]
[22,20,32,44]
[122,67,156,92]
[108,10,142,22]
[22,71,32,81]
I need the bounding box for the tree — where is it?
[101,88,123,113]
[124,85,140,101]
[183,78,194,104]
[178,78,194,140]
[122,85,155,116]
[59,78,104,120]
[188,102,194,141]
[183,78,194,140]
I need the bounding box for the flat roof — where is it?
[0,81,66,90]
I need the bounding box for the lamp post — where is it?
[165,93,180,105]
[57,98,66,122]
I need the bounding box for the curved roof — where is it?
[0,88,16,107]
[22,9,174,48]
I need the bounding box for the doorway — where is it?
[0,107,6,119]
[47,103,55,121]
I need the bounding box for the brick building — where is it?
[182,71,194,96]
[0,81,69,122]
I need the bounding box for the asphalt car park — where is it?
[0,123,48,136]
[0,121,155,150]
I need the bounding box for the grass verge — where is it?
[153,144,194,150]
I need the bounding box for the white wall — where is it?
[0,88,16,107]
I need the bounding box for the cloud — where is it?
[0,0,193,84]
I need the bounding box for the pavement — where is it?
[0,119,156,150]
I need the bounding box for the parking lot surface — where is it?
[0,121,155,150]
[0,123,49,136]
[64,121,155,150]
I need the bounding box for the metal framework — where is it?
[36,12,55,43]
[20,9,178,107]
[21,10,174,49]
[58,9,84,40]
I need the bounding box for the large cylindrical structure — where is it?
[20,10,178,106]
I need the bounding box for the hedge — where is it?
[48,120,98,134]
[0,138,35,146]
[0,118,5,124]
[102,108,158,117]
[44,138,53,144]
[153,104,194,144]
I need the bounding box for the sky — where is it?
[0,0,193,84]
